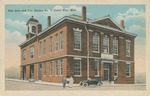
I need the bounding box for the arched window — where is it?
[32,26,36,33]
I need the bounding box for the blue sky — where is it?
[5,5,145,35]
[5,4,146,74]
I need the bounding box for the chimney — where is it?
[82,6,86,21]
[48,16,51,27]
[36,24,42,34]
[120,20,125,29]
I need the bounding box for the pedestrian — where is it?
[69,76,74,88]
[62,77,67,88]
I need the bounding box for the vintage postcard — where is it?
[0,0,149,96]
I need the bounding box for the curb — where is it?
[5,78,80,87]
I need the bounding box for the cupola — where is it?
[26,16,42,40]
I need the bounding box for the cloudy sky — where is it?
[5,5,145,74]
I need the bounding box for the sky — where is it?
[5,4,145,74]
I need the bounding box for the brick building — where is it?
[19,6,136,84]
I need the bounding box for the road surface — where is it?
[5,80,146,90]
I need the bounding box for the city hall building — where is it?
[19,6,136,84]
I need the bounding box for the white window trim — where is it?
[103,35,109,54]
[113,39,118,55]
[50,36,52,54]
[30,46,34,59]
[74,49,82,51]
[94,60,99,77]
[55,61,58,76]
[60,32,63,50]
[55,34,58,52]
[43,40,46,55]
[60,60,63,76]
[49,61,52,76]
[126,63,131,77]
[73,28,82,51]
[39,42,42,56]
[73,28,82,32]
[74,58,82,77]
[93,35,100,53]
[22,49,26,60]
[126,40,131,57]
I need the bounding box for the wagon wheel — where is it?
[97,83,101,86]
[83,83,88,87]
[79,81,83,86]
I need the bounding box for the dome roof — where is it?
[27,16,39,23]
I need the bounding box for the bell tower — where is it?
[26,16,42,40]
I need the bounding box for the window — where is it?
[43,40,46,54]
[126,41,131,57]
[28,26,29,32]
[50,61,52,76]
[74,31,81,50]
[60,32,63,50]
[103,36,109,53]
[44,63,46,75]
[126,63,131,77]
[32,26,36,33]
[74,59,81,76]
[22,49,26,60]
[30,46,34,58]
[113,39,118,55]
[39,42,42,56]
[55,34,58,51]
[55,61,58,75]
[50,37,52,53]
[114,63,118,76]
[60,60,63,76]
[94,60,99,77]
[93,34,99,52]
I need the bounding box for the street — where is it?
[5,80,146,90]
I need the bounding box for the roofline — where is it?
[19,16,87,47]
[88,15,110,22]
[88,23,137,37]
[19,35,36,47]
[125,31,137,37]
[19,16,137,47]
[89,15,126,32]
[88,22,122,33]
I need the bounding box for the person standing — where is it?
[62,77,67,88]
[69,76,74,88]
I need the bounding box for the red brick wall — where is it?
[21,22,68,66]
[66,57,87,83]
[115,61,134,84]
[41,58,67,83]
[66,22,87,56]
[20,20,135,84]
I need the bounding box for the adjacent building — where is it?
[19,6,136,84]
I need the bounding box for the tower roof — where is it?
[26,16,39,25]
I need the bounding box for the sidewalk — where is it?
[5,78,80,87]
[5,78,146,87]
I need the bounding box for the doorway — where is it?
[23,66,26,80]
[104,63,110,81]
[30,65,34,79]
[38,63,42,80]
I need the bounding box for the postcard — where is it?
[0,0,149,96]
